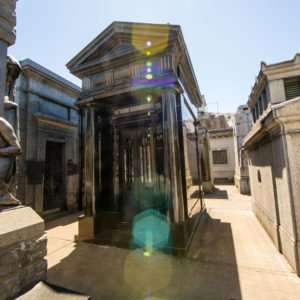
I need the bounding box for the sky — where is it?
[9,0,300,113]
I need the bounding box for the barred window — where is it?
[212,150,228,164]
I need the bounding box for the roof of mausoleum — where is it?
[21,59,81,94]
[247,53,300,108]
[66,21,202,107]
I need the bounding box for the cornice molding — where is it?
[33,112,78,129]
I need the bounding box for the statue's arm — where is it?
[0,118,21,155]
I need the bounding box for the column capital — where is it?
[160,82,182,95]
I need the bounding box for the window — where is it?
[262,90,268,110]
[212,150,228,164]
[255,102,260,118]
[252,108,257,123]
[284,76,300,100]
[258,97,263,116]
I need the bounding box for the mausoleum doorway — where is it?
[43,141,66,212]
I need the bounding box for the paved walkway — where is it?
[45,185,300,299]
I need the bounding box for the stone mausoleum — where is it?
[15,59,81,219]
[233,104,252,195]
[245,54,300,275]
[67,22,204,253]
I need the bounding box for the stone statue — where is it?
[0,55,21,206]
[5,55,21,102]
[0,116,21,205]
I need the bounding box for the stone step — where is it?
[16,282,90,299]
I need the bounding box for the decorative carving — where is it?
[105,71,114,85]
[130,64,140,78]
[0,0,17,46]
[82,77,91,91]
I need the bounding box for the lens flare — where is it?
[147,68,152,73]
[146,61,152,67]
[147,95,152,102]
[146,74,153,80]
[133,209,170,250]
[124,249,172,294]
[131,24,170,56]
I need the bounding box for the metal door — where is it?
[43,141,65,212]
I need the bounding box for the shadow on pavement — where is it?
[186,213,242,299]
[189,189,201,199]
[204,187,229,200]
[46,212,242,300]
[45,212,82,230]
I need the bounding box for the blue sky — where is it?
[10,0,300,113]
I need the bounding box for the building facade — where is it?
[15,59,81,219]
[67,22,204,253]
[209,126,235,183]
[199,112,235,184]
[233,105,252,194]
[245,54,300,275]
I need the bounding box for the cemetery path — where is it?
[45,185,300,300]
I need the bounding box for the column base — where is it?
[75,214,104,241]
[202,180,214,193]
[75,212,120,241]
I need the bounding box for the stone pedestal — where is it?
[0,206,47,299]
[202,180,214,193]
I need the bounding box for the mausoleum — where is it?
[67,22,204,253]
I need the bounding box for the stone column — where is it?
[162,91,185,223]
[0,0,17,117]
[203,134,214,192]
[83,105,97,216]
[77,104,103,241]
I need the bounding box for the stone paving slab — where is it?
[45,185,300,300]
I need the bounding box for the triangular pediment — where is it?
[66,22,181,75]
[81,41,136,65]
[66,21,203,107]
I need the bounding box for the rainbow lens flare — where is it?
[132,209,170,250]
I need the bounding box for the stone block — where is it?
[0,206,47,299]
[16,282,90,299]
[0,206,44,249]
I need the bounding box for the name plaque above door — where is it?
[114,103,155,116]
